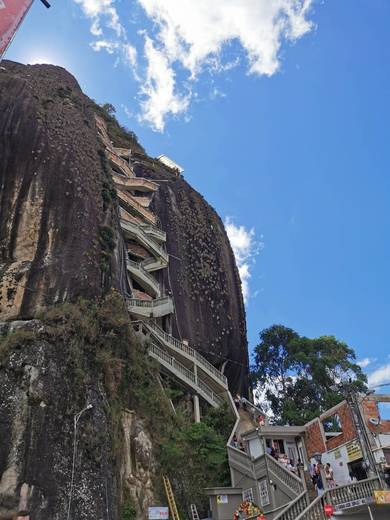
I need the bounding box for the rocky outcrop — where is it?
[0,320,116,519]
[0,61,112,320]
[121,410,156,514]
[0,60,249,518]
[134,160,249,396]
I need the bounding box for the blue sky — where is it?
[6,0,390,390]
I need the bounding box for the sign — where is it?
[0,0,34,58]
[333,448,341,460]
[346,440,363,462]
[374,490,390,505]
[216,495,228,504]
[324,504,334,517]
[259,480,270,507]
[148,507,169,520]
[334,496,373,511]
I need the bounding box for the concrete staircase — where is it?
[149,343,224,408]
[127,296,174,318]
[126,259,161,297]
[270,476,382,520]
[96,118,230,421]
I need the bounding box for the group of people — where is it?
[310,462,336,496]
[234,395,265,426]
[232,434,246,452]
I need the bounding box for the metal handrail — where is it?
[146,321,228,388]
[117,190,157,225]
[106,149,134,178]
[121,220,168,262]
[141,256,168,270]
[127,296,172,309]
[275,476,382,520]
[265,454,304,494]
[139,223,166,241]
[113,174,158,192]
[126,259,160,288]
[325,476,381,507]
[149,343,223,407]
[272,491,309,520]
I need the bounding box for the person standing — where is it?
[313,465,325,496]
[325,463,336,488]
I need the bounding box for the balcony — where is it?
[127,296,174,318]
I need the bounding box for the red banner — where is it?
[0,0,34,58]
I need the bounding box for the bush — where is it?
[122,501,137,520]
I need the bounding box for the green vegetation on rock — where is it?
[92,102,145,154]
[160,403,233,516]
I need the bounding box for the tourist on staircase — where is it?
[312,464,325,497]
[325,462,336,488]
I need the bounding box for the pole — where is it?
[346,389,378,479]
[367,504,374,520]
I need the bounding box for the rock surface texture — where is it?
[0,61,107,321]
[0,61,249,518]
[134,160,249,395]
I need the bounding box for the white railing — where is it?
[266,454,305,496]
[272,492,309,520]
[198,379,225,406]
[126,259,160,290]
[241,397,267,423]
[141,256,168,271]
[324,476,381,509]
[117,190,157,225]
[149,343,224,407]
[272,476,382,520]
[113,147,132,159]
[106,149,134,178]
[120,220,168,262]
[113,173,158,192]
[127,296,172,309]
[150,343,196,383]
[139,223,166,242]
[146,321,228,388]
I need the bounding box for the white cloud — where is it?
[90,39,119,54]
[368,363,390,387]
[73,0,314,131]
[224,217,262,303]
[123,44,138,68]
[74,0,124,37]
[357,357,375,369]
[138,36,190,131]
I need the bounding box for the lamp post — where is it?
[66,404,93,520]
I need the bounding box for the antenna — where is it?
[39,0,51,7]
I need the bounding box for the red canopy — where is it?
[0,0,34,58]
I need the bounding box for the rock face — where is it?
[0,61,107,320]
[0,323,116,519]
[0,60,249,518]
[134,161,249,396]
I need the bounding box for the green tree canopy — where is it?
[251,324,367,425]
[160,420,230,516]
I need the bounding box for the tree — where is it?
[101,102,116,116]
[251,325,367,425]
[160,420,230,515]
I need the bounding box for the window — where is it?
[258,480,270,507]
[287,447,296,464]
[242,488,254,503]
[322,413,343,439]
